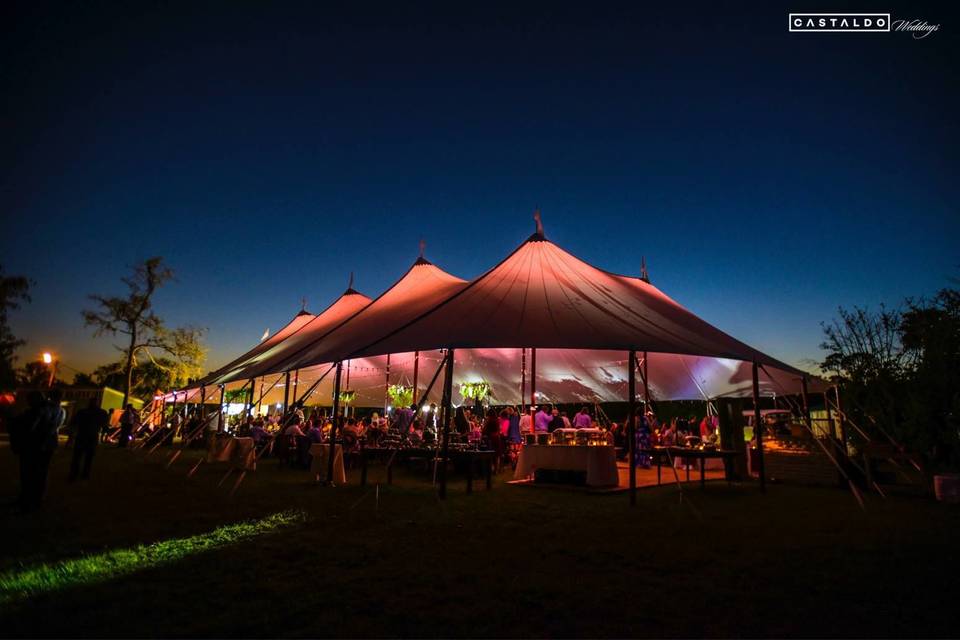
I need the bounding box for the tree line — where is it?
[0,258,206,405]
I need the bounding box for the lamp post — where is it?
[41,352,57,388]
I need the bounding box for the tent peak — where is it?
[414,238,432,265]
[296,297,311,316]
[527,208,547,242]
[342,272,361,295]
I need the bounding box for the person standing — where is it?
[68,398,108,481]
[506,406,521,444]
[534,406,551,433]
[117,404,138,447]
[573,407,593,428]
[10,391,61,512]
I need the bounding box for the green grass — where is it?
[1,443,958,637]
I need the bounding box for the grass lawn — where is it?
[1,442,958,638]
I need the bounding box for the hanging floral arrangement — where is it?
[387,384,413,407]
[339,389,356,404]
[459,381,491,401]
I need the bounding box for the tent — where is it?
[172,223,818,408]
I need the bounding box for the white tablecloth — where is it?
[310,443,346,483]
[514,445,619,487]
[208,436,256,470]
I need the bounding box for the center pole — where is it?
[326,361,344,485]
[751,361,766,493]
[438,349,455,499]
[217,385,225,433]
[283,371,291,414]
[628,350,637,506]
[384,354,391,415]
[412,351,420,405]
[520,348,527,414]
[530,347,537,407]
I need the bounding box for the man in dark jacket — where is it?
[10,391,61,512]
[68,398,108,481]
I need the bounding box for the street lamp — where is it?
[41,352,56,387]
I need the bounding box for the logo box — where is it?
[789,13,891,32]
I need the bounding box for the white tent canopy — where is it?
[173,229,819,406]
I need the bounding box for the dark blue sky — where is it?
[3,1,957,376]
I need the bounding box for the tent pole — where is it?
[256,378,264,413]
[834,385,849,456]
[283,371,291,414]
[751,362,766,493]
[291,369,300,405]
[438,349,455,499]
[520,348,526,414]
[824,390,836,439]
[800,376,812,433]
[412,351,420,405]
[384,354,391,415]
[245,378,255,420]
[345,360,352,418]
[217,385,226,433]
[326,361,343,485]
[293,364,336,407]
[628,350,637,506]
[415,354,447,412]
[200,386,206,421]
[171,391,179,426]
[530,348,537,407]
[643,351,650,406]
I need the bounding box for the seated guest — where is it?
[250,421,268,444]
[561,412,571,428]
[307,421,323,443]
[408,418,424,444]
[284,417,305,438]
[659,420,677,446]
[573,407,592,428]
[454,406,470,435]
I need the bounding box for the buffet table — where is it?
[310,443,346,484]
[359,446,495,494]
[514,445,618,487]
[656,446,737,489]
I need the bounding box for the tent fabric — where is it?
[211,288,372,385]
[212,348,815,408]
[196,310,316,387]
[176,231,818,405]
[277,258,468,373]
[328,235,803,375]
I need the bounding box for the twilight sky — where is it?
[2,1,958,378]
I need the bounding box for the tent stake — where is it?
[326,361,343,485]
[438,349,455,499]
[628,350,637,506]
[751,362,766,493]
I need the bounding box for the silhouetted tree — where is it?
[821,283,960,470]
[82,257,207,405]
[17,361,61,387]
[0,265,31,390]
